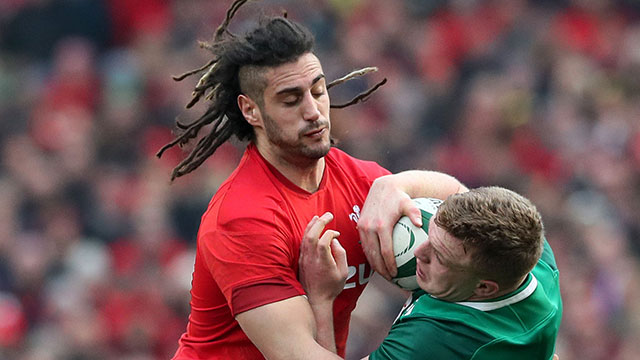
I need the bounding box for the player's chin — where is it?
[415,281,431,294]
[301,141,331,158]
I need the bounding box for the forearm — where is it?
[375,170,468,200]
[236,296,342,360]
[298,212,348,356]
[309,299,337,353]
[346,273,409,359]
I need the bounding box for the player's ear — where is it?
[472,279,499,299]
[238,94,261,126]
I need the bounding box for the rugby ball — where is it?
[391,198,442,291]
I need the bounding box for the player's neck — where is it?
[278,158,325,193]
[257,144,326,193]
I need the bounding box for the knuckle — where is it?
[374,220,387,233]
[400,196,413,206]
[357,220,370,231]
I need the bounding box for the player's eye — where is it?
[311,85,325,98]
[434,251,443,264]
[283,96,300,106]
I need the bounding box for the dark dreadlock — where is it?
[157,0,386,181]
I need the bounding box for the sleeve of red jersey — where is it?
[356,156,392,184]
[330,147,391,185]
[368,161,392,181]
[200,226,305,316]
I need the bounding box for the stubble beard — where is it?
[262,112,331,161]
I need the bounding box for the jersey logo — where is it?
[349,205,361,223]
[344,263,373,289]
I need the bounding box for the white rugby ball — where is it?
[391,197,443,291]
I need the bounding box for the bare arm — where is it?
[236,296,342,360]
[299,212,348,353]
[235,213,347,360]
[293,211,354,356]
[358,170,468,279]
[346,273,409,360]
[298,217,409,360]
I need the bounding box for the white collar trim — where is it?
[454,274,538,312]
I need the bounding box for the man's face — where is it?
[257,53,331,162]
[413,215,480,302]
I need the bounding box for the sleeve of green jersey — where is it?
[369,317,486,359]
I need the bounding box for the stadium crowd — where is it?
[1,0,639,359]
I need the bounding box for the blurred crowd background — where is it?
[1,0,639,359]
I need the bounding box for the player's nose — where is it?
[300,92,321,122]
[414,240,431,264]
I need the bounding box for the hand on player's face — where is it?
[299,212,348,303]
[357,176,423,280]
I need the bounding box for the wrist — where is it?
[307,295,336,308]
[308,297,337,353]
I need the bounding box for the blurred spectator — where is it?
[0,0,111,60]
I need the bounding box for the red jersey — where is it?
[172,143,390,359]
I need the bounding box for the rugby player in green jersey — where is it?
[301,186,562,359]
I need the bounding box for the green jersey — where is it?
[371,240,562,360]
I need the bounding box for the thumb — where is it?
[330,238,348,276]
[406,202,422,227]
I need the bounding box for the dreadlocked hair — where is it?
[158,0,386,181]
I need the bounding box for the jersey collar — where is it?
[249,142,329,196]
